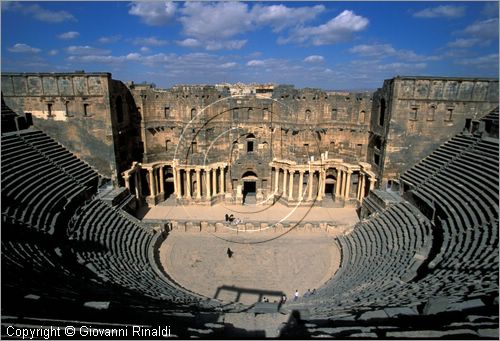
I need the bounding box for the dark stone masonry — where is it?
[1,72,498,338]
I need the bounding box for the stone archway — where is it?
[241,170,258,205]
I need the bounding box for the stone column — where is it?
[307,171,313,201]
[159,166,164,194]
[345,170,352,199]
[148,169,156,196]
[134,171,141,198]
[212,167,217,195]
[288,170,294,200]
[298,170,304,200]
[220,166,225,194]
[124,174,130,190]
[196,168,201,199]
[274,167,279,193]
[186,169,192,199]
[369,177,375,190]
[317,171,323,200]
[137,171,142,197]
[341,170,347,198]
[205,168,211,200]
[175,168,182,199]
[356,173,362,200]
[335,169,342,197]
[282,169,288,197]
[360,174,366,200]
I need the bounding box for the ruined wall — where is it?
[129,84,372,191]
[109,80,143,185]
[369,76,499,187]
[1,73,140,183]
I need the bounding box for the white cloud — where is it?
[349,43,440,62]
[180,2,252,40]
[178,2,325,50]
[66,45,110,55]
[8,43,41,53]
[58,31,79,40]
[252,4,325,32]
[140,46,151,53]
[3,2,75,23]
[463,18,499,39]
[48,49,59,56]
[349,44,396,57]
[455,54,499,69]
[174,38,246,51]
[98,35,121,44]
[377,62,427,71]
[205,40,247,51]
[247,60,266,67]
[446,38,481,48]
[177,38,201,48]
[280,10,369,46]
[220,62,237,69]
[413,5,465,19]
[128,1,177,26]
[304,55,325,63]
[131,37,168,46]
[68,52,142,64]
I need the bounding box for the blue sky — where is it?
[1,1,499,90]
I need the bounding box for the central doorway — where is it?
[242,171,258,205]
[243,181,256,204]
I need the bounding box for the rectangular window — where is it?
[331,108,337,121]
[47,103,53,117]
[165,139,170,151]
[65,102,69,116]
[191,142,197,154]
[164,107,170,118]
[374,153,380,166]
[427,106,436,121]
[247,141,254,153]
[409,107,418,121]
[83,103,89,116]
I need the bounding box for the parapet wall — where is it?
[369,76,499,186]
[1,73,142,184]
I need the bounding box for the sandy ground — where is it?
[159,230,341,305]
[142,201,359,226]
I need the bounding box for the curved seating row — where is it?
[69,199,203,303]
[291,126,498,325]
[290,202,433,316]
[1,132,93,234]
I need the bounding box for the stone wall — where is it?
[3,72,498,194]
[1,73,142,184]
[129,83,372,168]
[369,76,499,187]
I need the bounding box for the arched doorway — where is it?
[325,175,336,198]
[241,171,258,205]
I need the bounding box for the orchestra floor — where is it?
[159,230,341,305]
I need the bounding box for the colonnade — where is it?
[271,163,376,203]
[123,162,228,203]
[172,164,226,200]
[123,160,376,206]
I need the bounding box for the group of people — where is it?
[259,289,316,305]
[293,288,316,301]
[225,214,242,225]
